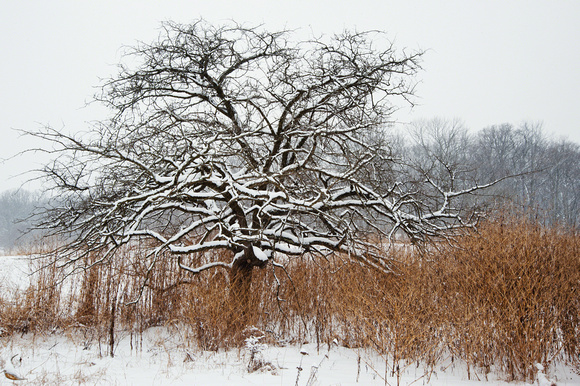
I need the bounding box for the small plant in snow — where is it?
[244,327,276,374]
[535,363,557,386]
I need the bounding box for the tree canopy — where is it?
[30,21,495,280]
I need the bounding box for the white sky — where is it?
[1,0,579,191]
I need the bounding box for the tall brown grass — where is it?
[0,215,578,381]
[433,216,580,381]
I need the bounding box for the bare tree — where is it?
[473,124,517,180]
[0,189,40,251]
[544,140,580,228]
[404,118,488,218]
[28,21,495,306]
[468,122,580,228]
[408,118,474,188]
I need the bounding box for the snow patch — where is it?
[252,246,269,261]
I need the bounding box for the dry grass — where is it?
[0,214,578,381]
[433,216,580,381]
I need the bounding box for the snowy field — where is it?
[1,254,579,385]
[0,255,31,292]
[2,328,579,385]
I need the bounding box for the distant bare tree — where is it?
[511,122,548,208]
[544,140,580,227]
[472,122,580,227]
[404,118,486,217]
[28,21,500,307]
[0,189,39,251]
[408,118,474,186]
[474,124,516,178]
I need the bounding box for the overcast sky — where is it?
[1,0,579,191]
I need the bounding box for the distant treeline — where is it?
[401,119,579,228]
[0,189,42,251]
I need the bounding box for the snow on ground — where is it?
[0,254,32,295]
[1,327,579,385]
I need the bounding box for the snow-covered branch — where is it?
[28,21,500,280]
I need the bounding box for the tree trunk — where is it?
[228,252,255,329]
